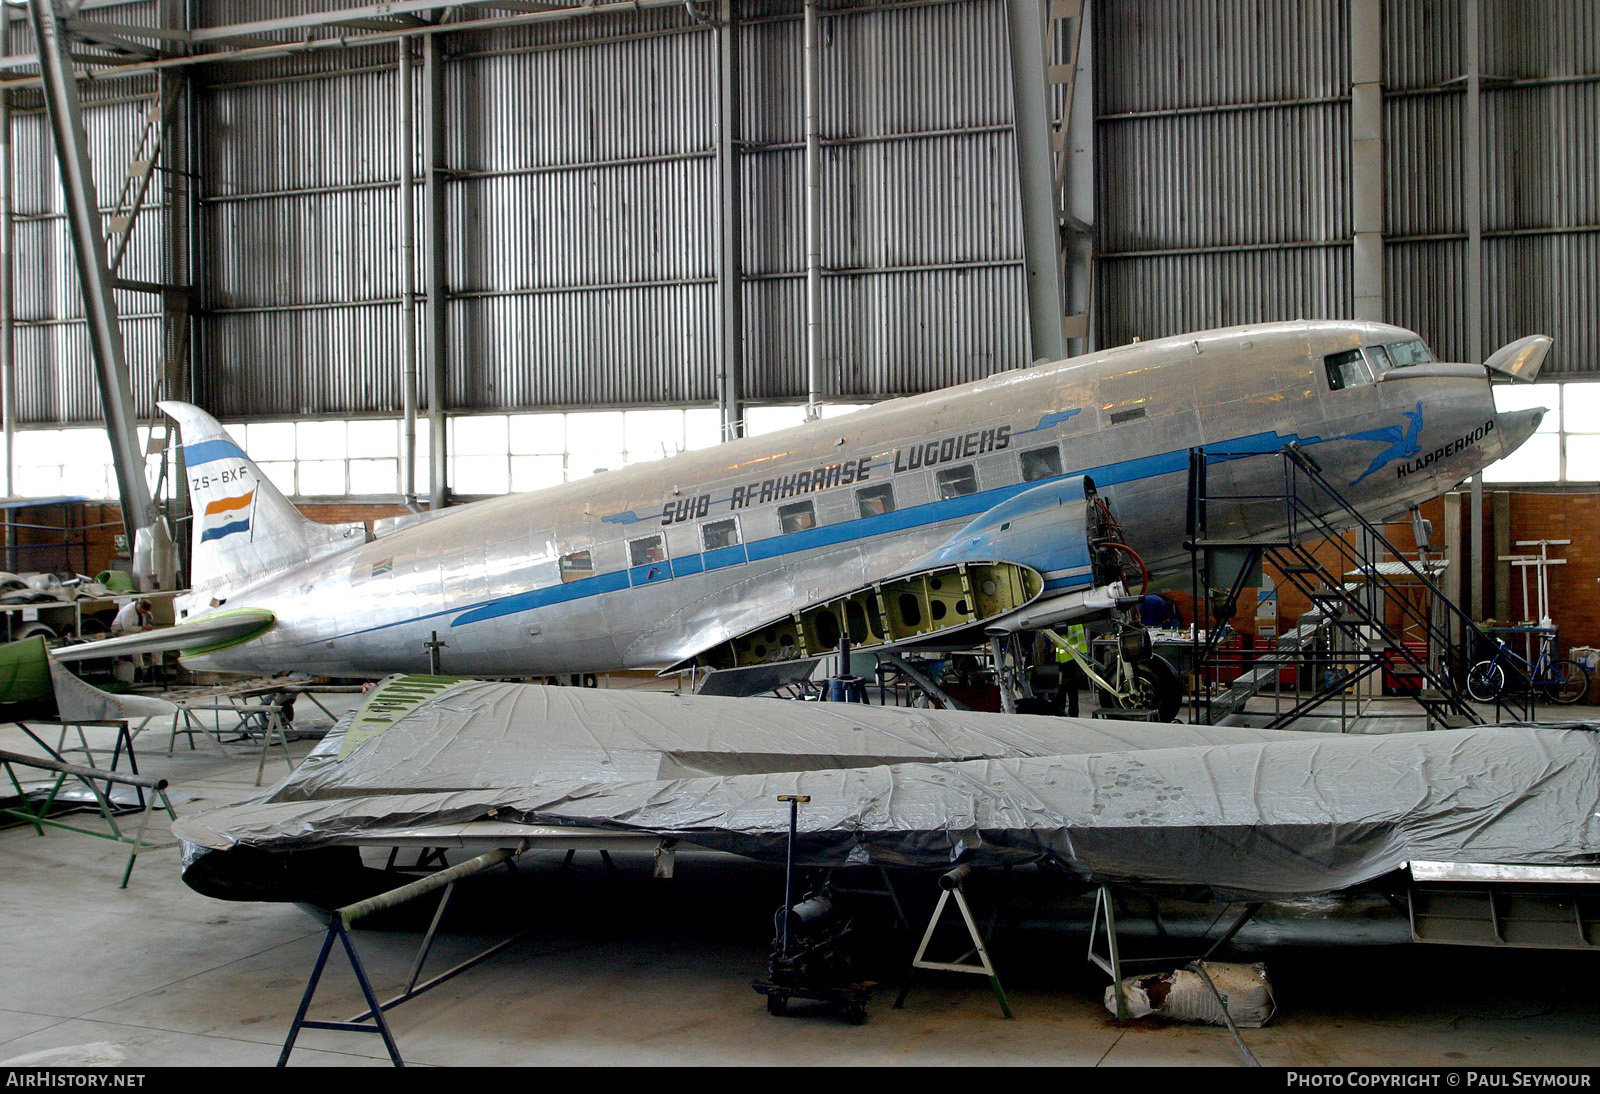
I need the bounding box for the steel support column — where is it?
[1007,0,1065,363]
[150,0,193,595]
[27,0,156,544]
[398,39,419,506]
[716,0,743,442]
[0,10,13,506]
[1350,0,1383,321]
[1465,0,1484,621]
[1057,0,1094,353]
[422,33,448,509]
[802,0,822,419]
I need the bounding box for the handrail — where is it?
[1187,444,1482,727]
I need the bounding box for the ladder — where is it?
[1186,445,1483,730]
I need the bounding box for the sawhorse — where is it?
[0,747,175,888]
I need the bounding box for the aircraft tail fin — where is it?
[161,402,366,610]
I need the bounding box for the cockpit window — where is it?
[1325,349,1375,391]
[1363,344,1393,372]
[1386,339,1434,367]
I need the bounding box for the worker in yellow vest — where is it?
[1055,624,1090,717]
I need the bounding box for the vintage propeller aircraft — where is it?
[56,318,1549,711]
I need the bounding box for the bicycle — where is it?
[1465,633,1592,706]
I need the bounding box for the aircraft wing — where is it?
[173,675,1600,904]
[51,608,276,663]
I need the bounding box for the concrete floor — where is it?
[3,691,1600,1067]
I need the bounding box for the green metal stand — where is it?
[0,746,174,888]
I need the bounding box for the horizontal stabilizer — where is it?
[51,609,276,663]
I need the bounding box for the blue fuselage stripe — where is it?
[324,425,1322,642]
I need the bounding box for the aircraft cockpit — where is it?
[1324,338,1435,390]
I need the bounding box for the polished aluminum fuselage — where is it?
[186,320,1533,678]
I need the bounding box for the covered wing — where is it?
[174,677,1600,902]
[52,608,275,663]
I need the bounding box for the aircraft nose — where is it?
[1494,406,1545,459]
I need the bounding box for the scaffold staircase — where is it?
[1186,444,1482,730]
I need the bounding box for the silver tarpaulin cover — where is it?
[173,678,1600,898]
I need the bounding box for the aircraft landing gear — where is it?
[1096,654,1183,723]
[1045,610,1183,723]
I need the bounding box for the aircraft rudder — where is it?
[161,401,362,603]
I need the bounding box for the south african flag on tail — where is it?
[201,490,255,543]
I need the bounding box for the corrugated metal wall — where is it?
[7,0,170,424]
[8,0,1600,429]
[185,0,1030,421]
[1478,0,1600,377]
[1095,0,1600,376]
[1093,0,1355,348]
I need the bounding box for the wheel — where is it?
[1098,656,1183,722]
[1466,661,1505,703]
[1546,660,1591,705]
[766,994,788,1016]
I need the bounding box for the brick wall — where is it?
[1162,495,1415,635]
[1165,491,1600,653]
[296,501,413,528]
[1504,491,1600,650]
[17,500,411,581]
[2,500,124,578]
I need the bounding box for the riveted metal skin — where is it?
[153,319,1540,680]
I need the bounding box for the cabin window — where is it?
[777,501,817,534]
[559,549,593,583]
[1324,349,1375,391]
[856,483,895,518]
[1020,445,1062,482]
[628,534,667,566]
[1386,339,1434,367]
[701,518,741,551]
[936,464,978,499]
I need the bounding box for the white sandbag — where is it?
[1106,961,1275,1028]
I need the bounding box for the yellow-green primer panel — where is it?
[0,636,51,705]
[697,562,1043,670]
[339,673,465,759]
[176,608,278,657]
